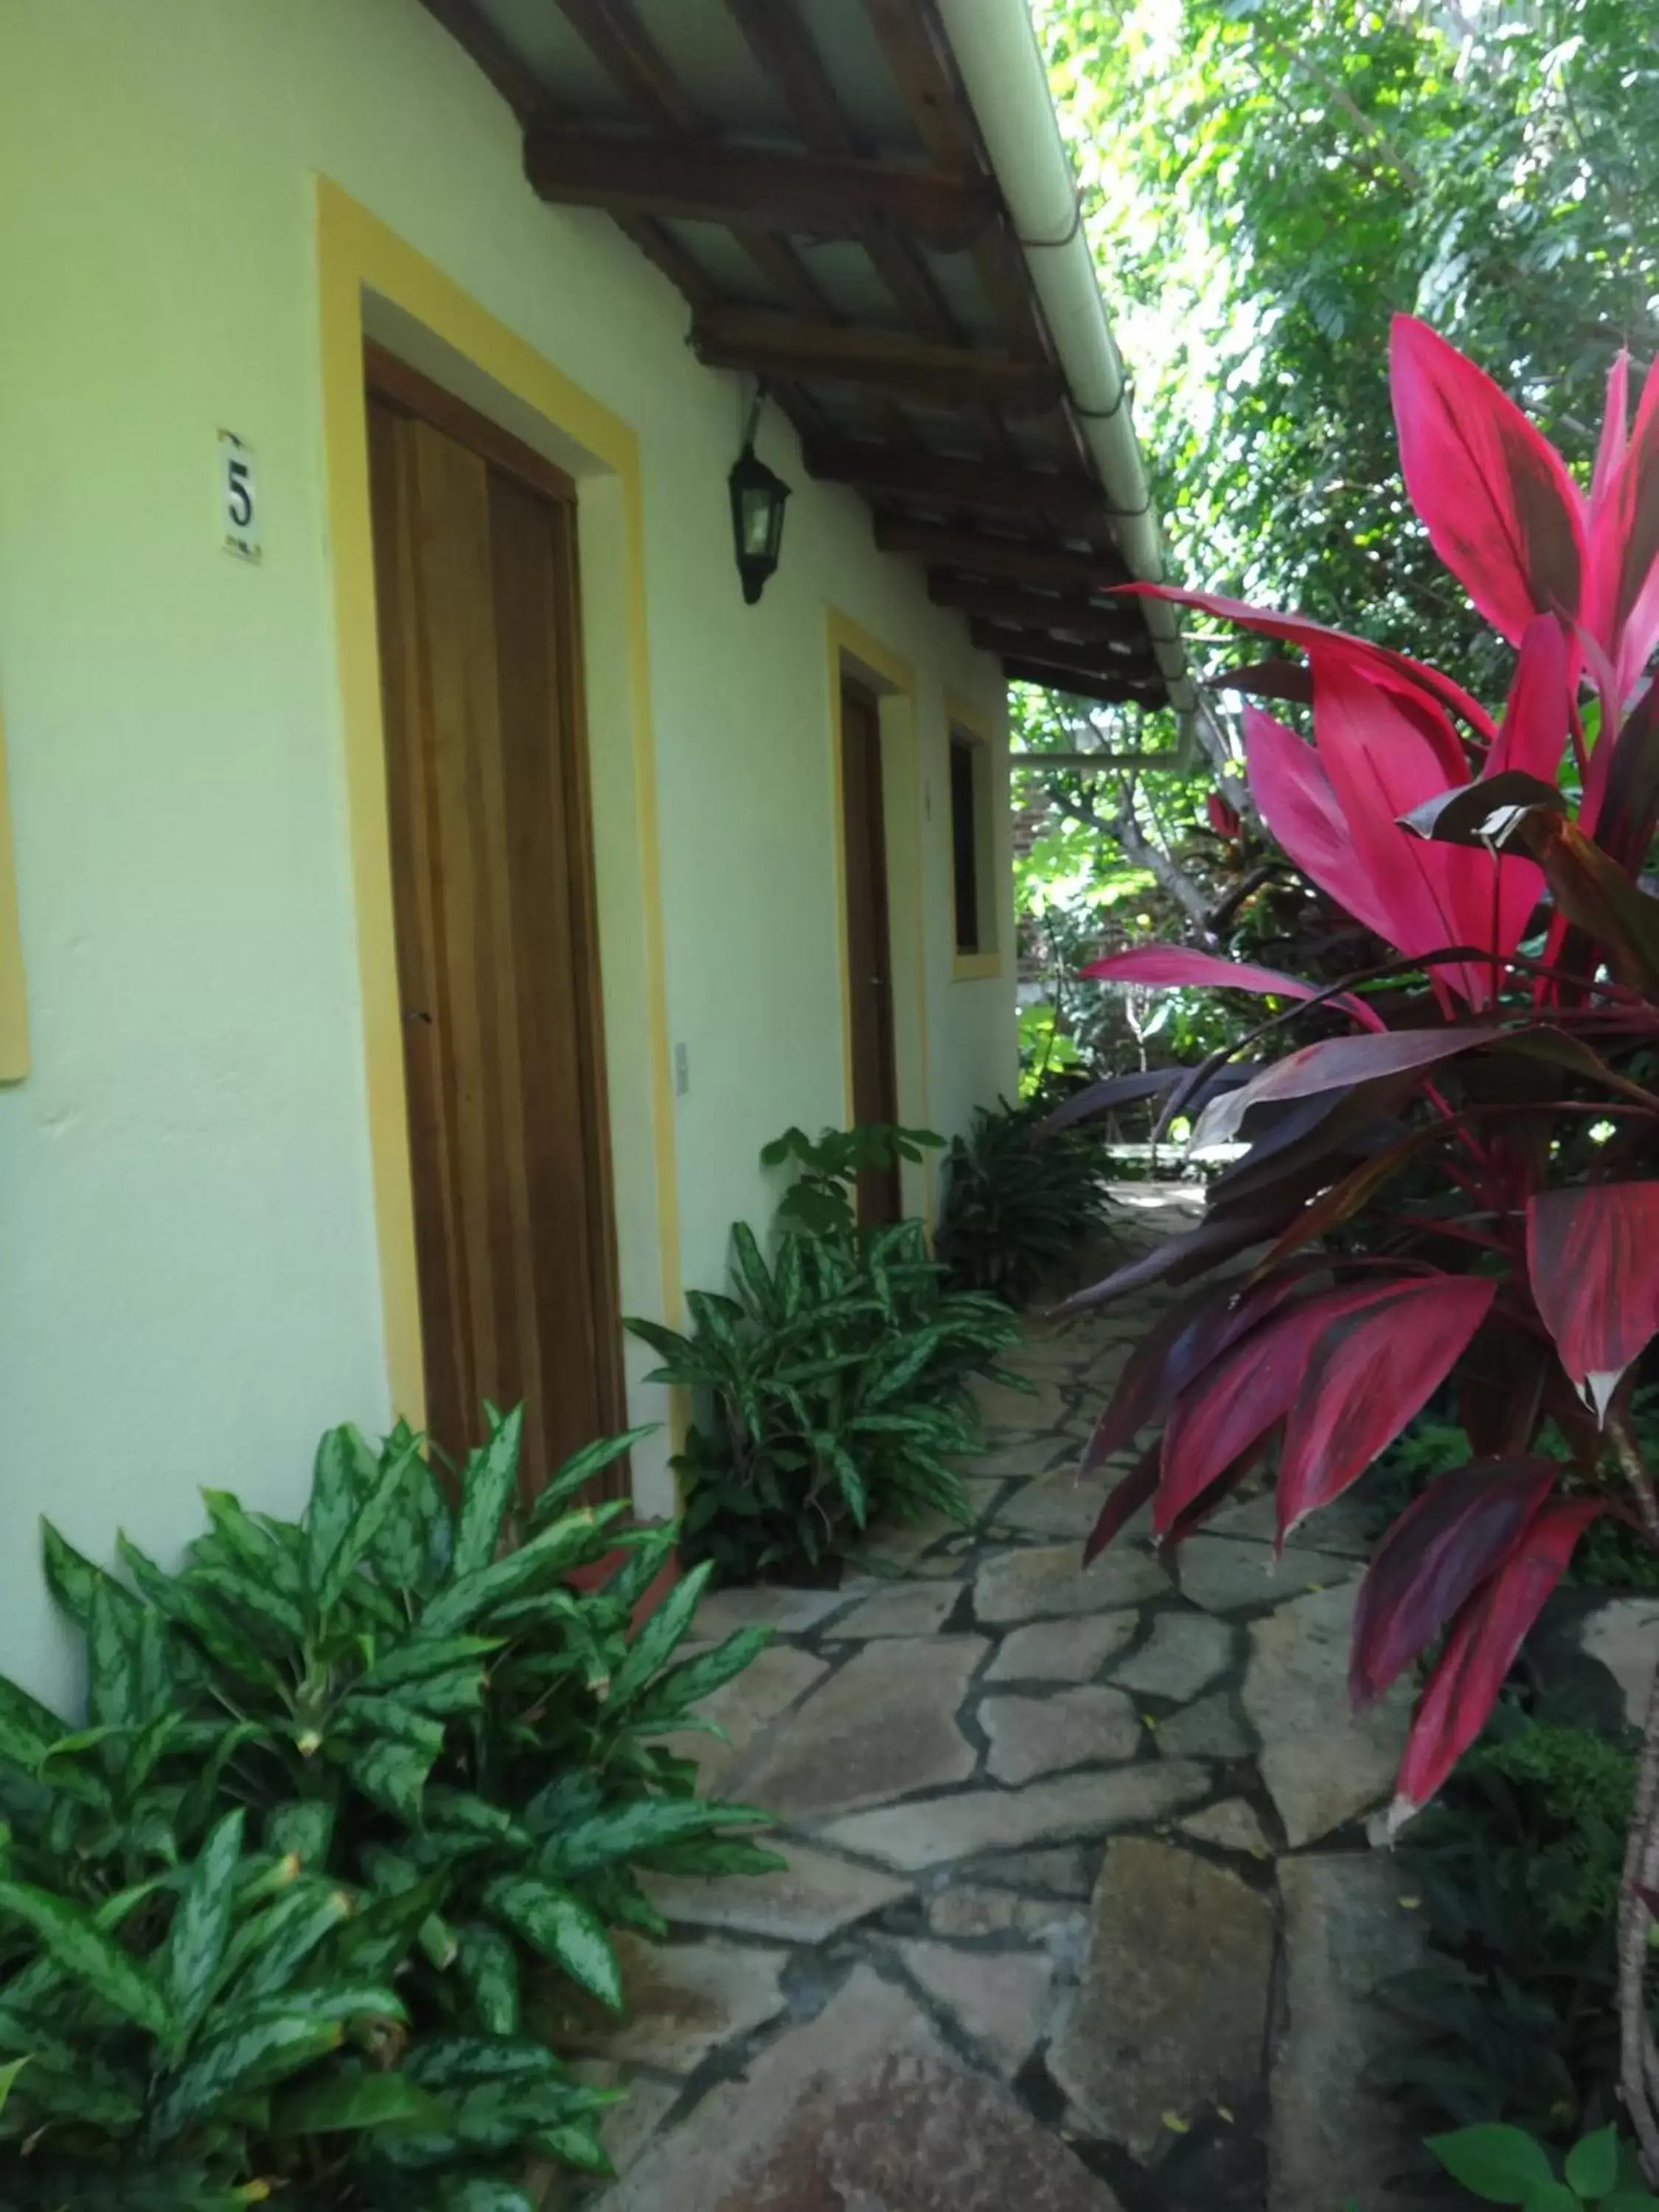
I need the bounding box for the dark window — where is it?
[950,735,981,953]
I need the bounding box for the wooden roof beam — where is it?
[806,441,1105,526]
[1001,658,1163,706]
[928,574,1141,638]
[552,0,700,133]
[970,622,1155,676]
[524,125,998,247]
[692,310,1064,411]
[874,515,1128,589]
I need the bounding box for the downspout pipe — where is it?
[933,0,1197,719]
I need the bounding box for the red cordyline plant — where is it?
[1060,316,1659,2168]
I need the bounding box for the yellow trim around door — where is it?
[825,608,933,1220]
[316,178,679,1429]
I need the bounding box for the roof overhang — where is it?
[418,0,1189,712]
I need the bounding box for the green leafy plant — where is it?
[0,1411,779,2199]
[761,1122,943,1238]
[630,1154,1024,1582]
[1428,2121,1659,2210]
[934,1096,1115,1307]
[0,1802,622,2210]
[1378,1712,1635,2143]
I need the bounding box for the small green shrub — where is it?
[1428,2120,1658,2208]
[934,1096,1114,1307]
[0,1411,776,2204]
[760,1122,943,1239]
[630,1131,1025,1581]
[1379,1709,1636,2143]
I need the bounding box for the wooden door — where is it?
[366,354,625,1502]
[838,677,902,1226]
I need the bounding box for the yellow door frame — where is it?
[315,178,679,1431]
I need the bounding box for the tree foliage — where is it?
[1017,0,1659,1052]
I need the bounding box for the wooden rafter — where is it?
[523,127,997,246]
[1002,658,1160,707]
[692,310,1065,411]
[807,442,1107,529]
[414,0,1174,703]
[970,622,1153,676]
[874,517,1129,589]
[552,0,700,133]
[928,575,1138,638]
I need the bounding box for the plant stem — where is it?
[1611,1408,1659,2177]
[1618,1642,1659,2180]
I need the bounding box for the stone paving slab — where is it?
[987,1610,1139,1683]
[591,1966,1123,2212]
[738,1636,985,1820]
[975,1540,1166,1624]
[583,1222,1450,2212]
[894,1936,1054,2075]
[818,1761,1212,1869]
[1048,1836,1275,2156]
[1242,1584,1411,1846]
[981,1685,1141,1784]
[641,1840,911,1944]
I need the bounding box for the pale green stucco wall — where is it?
[0,0,1015,1703]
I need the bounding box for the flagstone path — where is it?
[552,1192,1442,2212]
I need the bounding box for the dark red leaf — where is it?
[1051,1209,1297,1320]
[1526,1181,1659,1419]
[1081,943,1385,1032]
[1390,315,1587,646]
[1156,1281,1412,1538]
[1583,683,1659,877]
[1039,1065,1189,1135]
[1393,1496,1605,1826]
[1277,1276,1499,1542]
[1192,1026,1507,1152]
[1398,770,1568,846]
[1211,658,1315,706]
[1349,1457,1559,1709]
[1075,1264,1322,1472]
[1254,1121,1456,1273]
[1514,810,1659,988]
[1082,1446,1159,1567]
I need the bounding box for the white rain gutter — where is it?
[932,0,1197,717]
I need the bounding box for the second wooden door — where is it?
[838,677,902,1227]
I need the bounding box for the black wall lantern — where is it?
[728,384,790,605]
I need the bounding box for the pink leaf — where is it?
[1309,650,1534,1004]
[1276,1276,1498,1542]
[1526,1182,1659,1419]
[1392,1496,1604,1826]
[1593,349,1631,514]
[1390,315,1587,645]
[1155,1281,1411,1538]
[1587,349,1659,703]
[1119,582,1497,739]
[1244,708,1399,947]
[1350,1457,1559,1709]
[1080,943,1385,1033]
[1486,614,1571,787]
